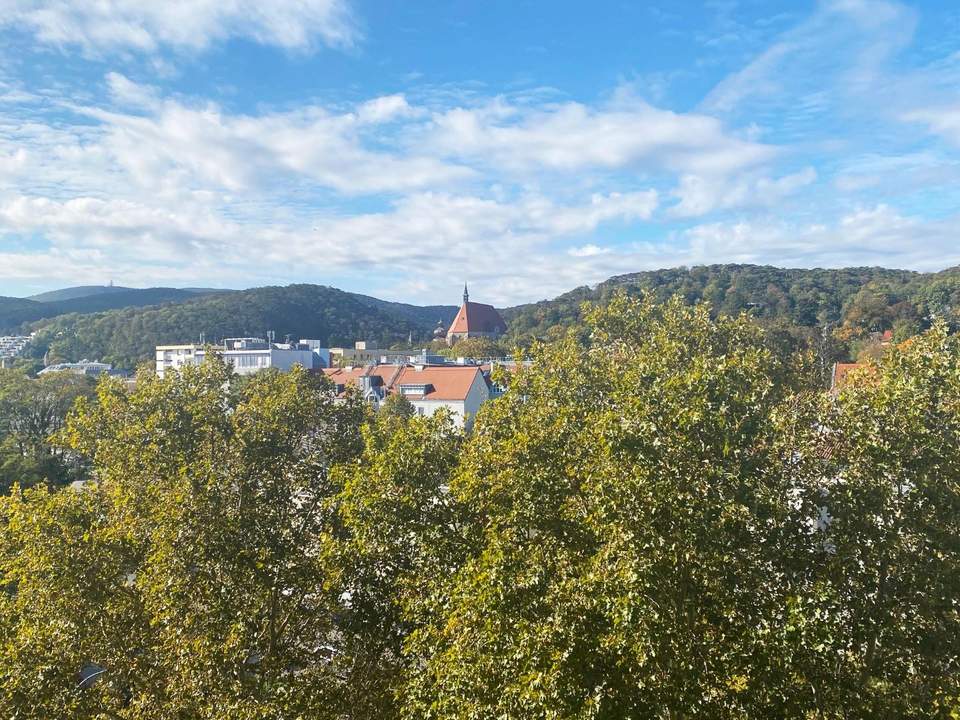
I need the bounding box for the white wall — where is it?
[407,372,490,429]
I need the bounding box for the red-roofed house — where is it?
[392,365,489,427]
[322,363,491,427]
[446,284,507,346]
[321,364,404,406]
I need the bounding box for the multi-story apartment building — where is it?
[155,338,322,378]
[0,335,32,361]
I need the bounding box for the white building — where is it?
[0,335,32,359]
[156,337,320,378]
[38,360,114,377]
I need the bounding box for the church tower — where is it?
[445,282,507,346]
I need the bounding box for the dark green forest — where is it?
[504,263,960,339]
[0,288,224,332]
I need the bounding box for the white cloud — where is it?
[0,188,659,304]
[702,0,915,114]
[0,0,359,54]
[670,167,816,217]
[356,95,419,124]
[902,105,960,147]
[5,83,473,196]
[106,72,161,110]
[681,205,960,270]
[569,244,611,258]
[428,98,775,176]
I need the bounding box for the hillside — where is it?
[26,284,449,369]
[27,285,133,302]
[0,287,224,333]
[350,294,457,332]
[0,297,44,330]
[503,264,960,340]
[16,264,960,371]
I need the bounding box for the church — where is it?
[442,284,507,346]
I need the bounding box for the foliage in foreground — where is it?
[0,369,94,492]
[0,294,957,719]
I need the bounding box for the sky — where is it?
[1,0,960,305]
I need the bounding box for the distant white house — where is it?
[156,338,323,378]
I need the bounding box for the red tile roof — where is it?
[392,365,482,401]
[447,301,507,336]
[322,365,403,394]
[322,364,482,402]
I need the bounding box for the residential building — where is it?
[322,362,490,428]
[0,335,32,360]
[446,284,507,346]
[156,337,319,378]
[393,364,489,428]
[39,360,115,377]
[830,362,876,393]
[322,364,404,407]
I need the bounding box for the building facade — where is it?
[156,338,321,378]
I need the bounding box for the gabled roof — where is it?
[322,363,485,402]
[447,301,507,336]
[321,365,403,394]
[393,365,483,401]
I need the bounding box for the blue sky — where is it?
[1,0,960,305]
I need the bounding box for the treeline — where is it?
[1,294,957,718]
[0,287,218,333]
[504,263,960,353]
[15,265,960,371]
[23,285,456,370]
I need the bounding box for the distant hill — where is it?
[25,284,455,369]
[350,294,457,332]
[14,264,960,371]
[27,285,133,303]
[0,297,44,331]
[502,264,960,340]
[0,287,226,334]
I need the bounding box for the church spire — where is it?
[463,283,469,306]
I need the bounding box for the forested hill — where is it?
[503,264,960,340]
[27,285,134,302]
[27,285,458,369]
[15,264,960,370]
[0,287,224,333]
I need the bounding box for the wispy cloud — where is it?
[0,0,359,55]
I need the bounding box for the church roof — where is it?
[447,301,507,336]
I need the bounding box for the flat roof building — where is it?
[156,338,321,378]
